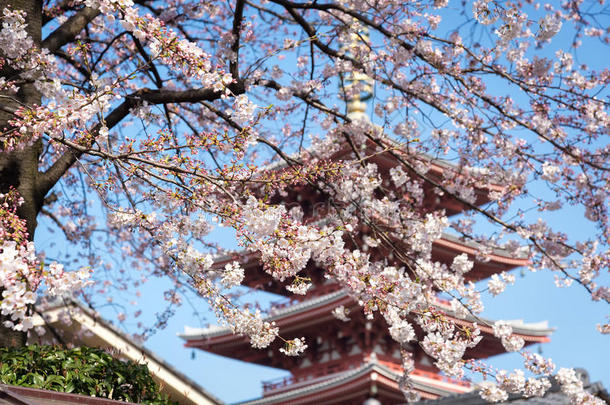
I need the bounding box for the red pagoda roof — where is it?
[212,232,529,297]
[233,358,470,405]
[180,289,552,362]
[260,137,511,218]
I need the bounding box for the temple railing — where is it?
[261,360,359,393]
[262,362,471,394]
[262,375,295,393]
[378,360,470,388]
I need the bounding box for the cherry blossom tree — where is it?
[0,0,607,402]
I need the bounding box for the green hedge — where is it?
[0,345,176,404]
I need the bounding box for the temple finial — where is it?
[341,26,374,121]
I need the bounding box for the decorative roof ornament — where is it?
[341,26,374,121]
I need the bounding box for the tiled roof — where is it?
[179,289,553,341]
[233,359,463,405]
[179,289,348,340]
[437,232,529,261]
[413,370,608,405]
[0,384,140,405]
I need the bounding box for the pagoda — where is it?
[179,41,553,404]
[179,189,551,404]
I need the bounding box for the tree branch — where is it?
[42,7,101,52]
[38,82,245,197]
[230,0,246,79]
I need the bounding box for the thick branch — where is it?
[42,6,100,52]
[230,0,246,79]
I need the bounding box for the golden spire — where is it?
[342,26,374,121]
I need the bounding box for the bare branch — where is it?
[42,7,100,52]
[38,82,246,196]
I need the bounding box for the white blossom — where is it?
[389,319,416,344]
[231,94,258,124]
[473,0,498,25]
[524,352,555,375]
[332,305,351,322]
[279,337,308,356]
[497,369,526,393]
[502,334,525,352]
[479,383,509,402]
[390,166,409,187]
[285,281,311,295]
[541,161,561,182]
[538,14,562,42]
[523,377,551,397]
[451,253,474,275]
[221,261,245,288]
[488,274,507,296]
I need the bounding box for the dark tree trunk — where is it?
[0,0,43,347]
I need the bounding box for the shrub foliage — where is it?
[0,345,176,404]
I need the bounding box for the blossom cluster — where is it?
[279,337,308,356]
[493,321,525,352]
[0,240,91,331]
[0,191,92,332]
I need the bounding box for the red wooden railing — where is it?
[262,359,471,393]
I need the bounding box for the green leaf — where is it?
[43,374,65,389]
[0,345,176,405]
[31,373,44,388]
